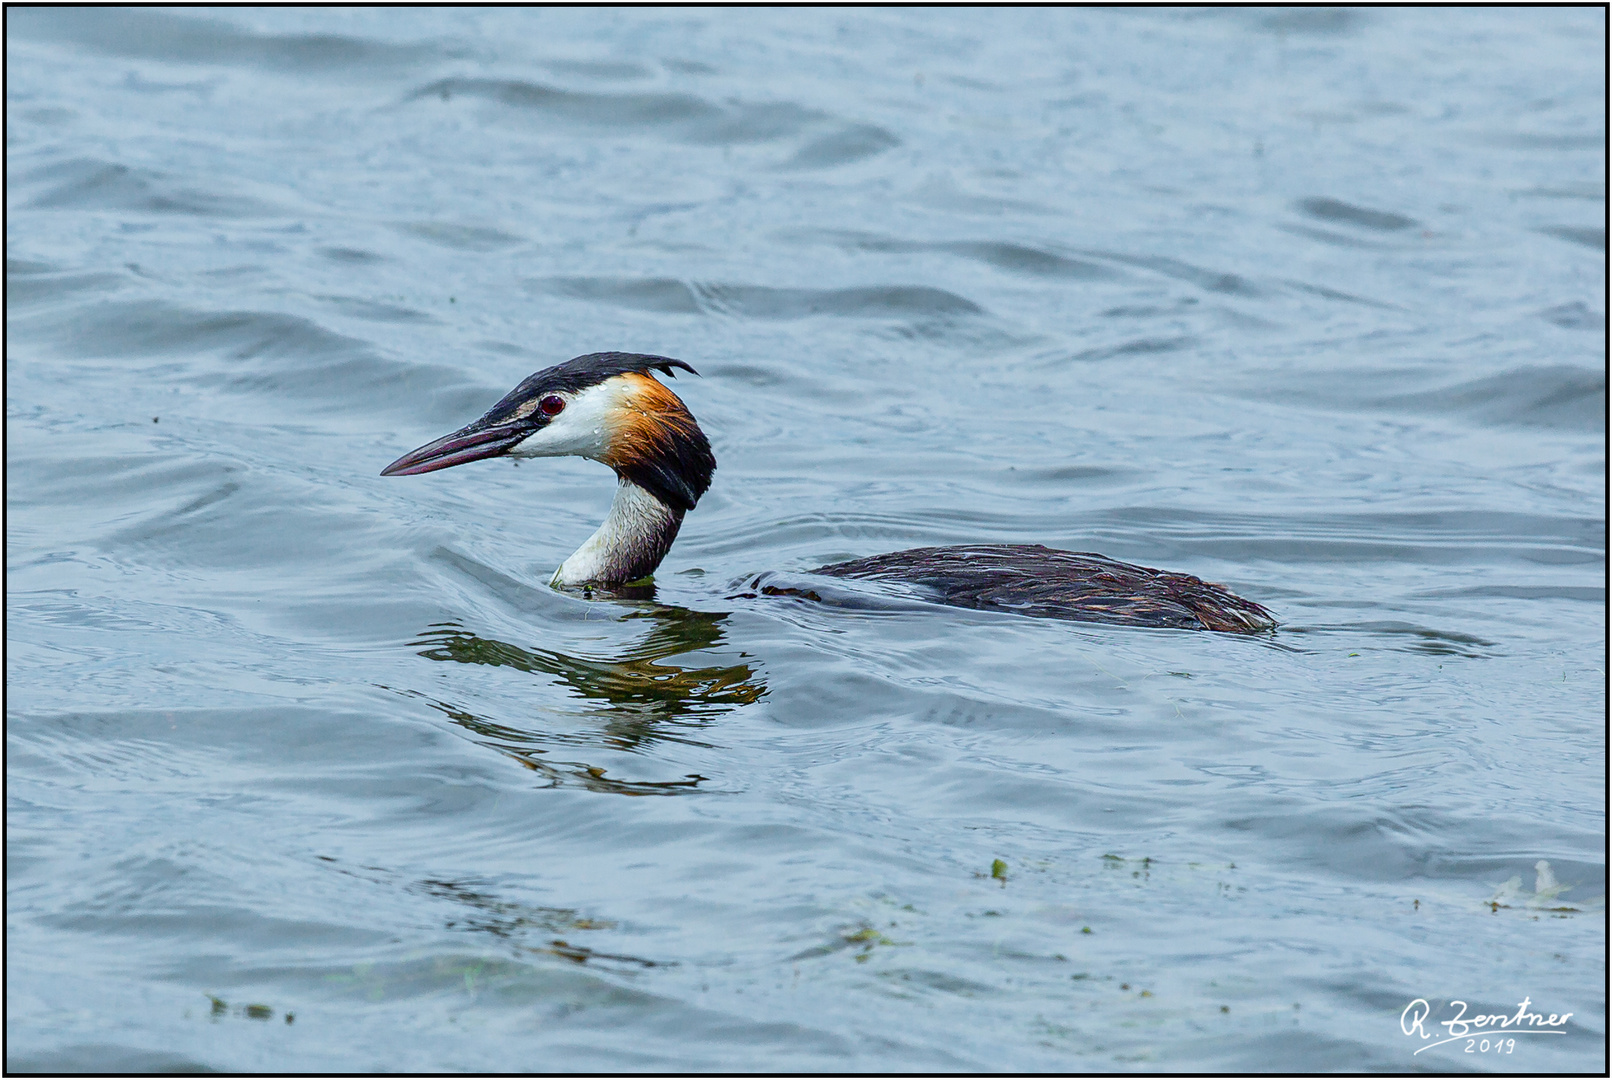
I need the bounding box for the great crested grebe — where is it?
[382,352,1277,634]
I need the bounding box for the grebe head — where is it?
[382,353,714,587]
[381,352,714,512]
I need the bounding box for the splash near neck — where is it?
[552,479,684,587]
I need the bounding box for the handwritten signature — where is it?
[1401,997,1572,1055]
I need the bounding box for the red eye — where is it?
[538,395,565,417]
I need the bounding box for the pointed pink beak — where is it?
[380,421,530,476]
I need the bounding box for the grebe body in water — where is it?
[382,353,1276,634]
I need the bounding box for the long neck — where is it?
[552,478,684,587]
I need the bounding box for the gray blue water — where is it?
[6,7,1605,1072]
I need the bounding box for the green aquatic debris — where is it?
[541,938,668,968]
[839,925,908,963]
[991,858,1008,880]
[1486,860,1588,914]
[204,995,282,1023]
[849,928,906,945]
[844,927,904,947]
[1082,926,1093,934]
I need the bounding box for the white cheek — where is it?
[507,383,618,459]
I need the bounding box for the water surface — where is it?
[7,7,1605,1071]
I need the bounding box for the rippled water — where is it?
[7,7,1605,1072]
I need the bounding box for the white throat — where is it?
[552,479,684,587]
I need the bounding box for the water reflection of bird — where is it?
[408,608,765,795]
[383,353,1276,633]
[415,611,764,735]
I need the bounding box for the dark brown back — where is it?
[815,544,1276,633]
